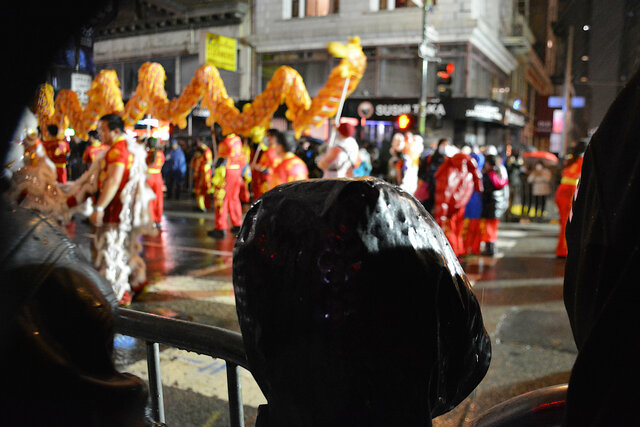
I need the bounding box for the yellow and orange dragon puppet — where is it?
[36,37,367,142]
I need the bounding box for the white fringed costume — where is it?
[91,136,155,301]
[7,135,155,302]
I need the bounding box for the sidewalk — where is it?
[434,221,575,426]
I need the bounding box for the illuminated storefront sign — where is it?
[465,104,503,122]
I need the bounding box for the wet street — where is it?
[68,198,576,427]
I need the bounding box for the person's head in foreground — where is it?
[233,178,491,427]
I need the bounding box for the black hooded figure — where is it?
[233,178,491,427]
[563,68,640,425]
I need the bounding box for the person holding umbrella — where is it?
[527,160,553,220]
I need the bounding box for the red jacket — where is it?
[434,153,483,220]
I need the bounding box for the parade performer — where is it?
[463,147,485,256]
[416,138,450,213]
[146,137,165,229]
[42,124,70,183]
[433,150,483,257]
[82,130,108,167]
[316,122,359,178]
[84,114,154,305]
[191,139,213,212]
[481,154,509,257]
[208,126,246,239]
[555,142,585,258]
[265,129,308,191]
[388,133,405,184]
[6,128,70,220]
[239,137,252,203]
[393,132,421,195]
[250,139,277,200]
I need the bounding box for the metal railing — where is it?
[114,307,249,427]
[115,307,568,427]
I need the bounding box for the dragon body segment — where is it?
[36,37,366,141]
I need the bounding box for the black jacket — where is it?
[481,168,509,219]
[562,67,640,426]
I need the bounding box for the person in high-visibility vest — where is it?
[42,124,70,183]
[555,144,585,258]
[146,137,165,229]
[208,127,247,239]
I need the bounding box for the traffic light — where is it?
[397,114,415,131]
[398,114,411,130]
[436,62,455,98]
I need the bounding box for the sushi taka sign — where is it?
[344,98,446,120]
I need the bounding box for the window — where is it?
[378,0,419,10]
[292,0,299,17]
[394,0,418,7]
[289,0,338,18]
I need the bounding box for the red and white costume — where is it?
[433,153,482,256]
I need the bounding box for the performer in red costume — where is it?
[82,130,108,167]
[265,129,308,191]
[90,114,139,305]
[250,139,278,200]
[433,150,482,257]
[191,139,213,212]
[146,137,165,228]
[555,142,585,258]
[208,125,247,239]
[42,124,70,183]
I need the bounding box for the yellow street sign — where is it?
[205,33,237,72]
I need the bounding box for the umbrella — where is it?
[523,150,558,166]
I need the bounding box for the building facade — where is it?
[252,0,552,156]
[91,0,251,137]
[47,0,556,157]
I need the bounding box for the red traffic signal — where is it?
[436,62,454,97]
[437,62,455,82]
[445,62,455,74]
